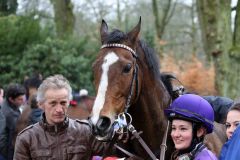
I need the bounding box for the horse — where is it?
[89,18,226,159]
[90,18,173,159]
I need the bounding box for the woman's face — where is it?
[226,110,240,139]
[171,119,193,150]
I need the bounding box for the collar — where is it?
[39,113,69,134]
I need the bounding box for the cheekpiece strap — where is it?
[101,43,138,58]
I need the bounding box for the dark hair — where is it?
[24,75,42,99]
[30,94,38,109]
[6,83,26,100]
[228,101,240,113]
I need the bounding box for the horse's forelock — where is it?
[103,29,127,44]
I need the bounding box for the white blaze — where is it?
[91,52,119,125]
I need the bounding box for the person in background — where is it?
[0,87,4,106]
[79,89,95,113]
[224,101,240,140]
[0,86,6,160]
[219,101,240,160]
[23,74,42,105]
[165,94,217,160]
[28,94,43,125]
[203,96,233,124]
[14,75,112,160]
[0,83,26,160]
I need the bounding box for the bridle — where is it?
[101,43,139,113]
[101,43,159,160]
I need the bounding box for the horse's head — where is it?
[90,18,142,140]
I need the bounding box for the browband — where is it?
[101,43,138,58]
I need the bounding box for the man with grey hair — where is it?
[14,75,111,160]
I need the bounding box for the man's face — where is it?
[9,95,25,107]
[40,88,69,125]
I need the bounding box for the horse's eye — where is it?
[123,63,132,73]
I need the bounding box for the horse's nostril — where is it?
[96,116,111,133]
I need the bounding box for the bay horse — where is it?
[90,18,173,159]
[89,18,226,159]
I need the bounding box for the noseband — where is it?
[101,43,139,113]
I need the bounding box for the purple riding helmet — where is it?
[165,94,214,133]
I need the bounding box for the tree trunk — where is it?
[50,0,75,39]
[233,0,240,45]
[229,0,240,98]
[197,0,240,98]
[190,0,197,54]
[152,0,161,39]
[152,0,175,40]
[151,0,175,55]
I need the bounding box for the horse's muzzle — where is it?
[90,116,113,141]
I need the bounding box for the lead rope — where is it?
[114,113,158,160]
[160,120,169,160]
[114,144,143,159]
[128,124,159,160]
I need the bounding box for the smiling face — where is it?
[39,88,69,125]
[225,110,240,139]
[171,119,193,150]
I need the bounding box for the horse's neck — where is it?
[129,77,170,149]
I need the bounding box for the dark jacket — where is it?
[29,108,43,125]
[14,115,111,160]
[202,96,233,123]
[0,100,21,160]
[0,106,6,160]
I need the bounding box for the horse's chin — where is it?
[89,122,114,141]
[94,127,114,141]
[95,133,113,141]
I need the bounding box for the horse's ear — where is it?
[127,17,141,46]
[100,19,108,44]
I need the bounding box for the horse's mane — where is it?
[139,40,161,79]
[103,29,161,79]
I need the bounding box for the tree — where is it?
[50,0,75,38]
[0,15,42,86]
[19,37,97,93]
[197,0,240,98]
[0,0,18,16]
[151,0,176,40]
[229,0,240,98]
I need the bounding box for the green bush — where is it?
[20,37,97,94]
[0,15,42,86]
[0,15,99,95]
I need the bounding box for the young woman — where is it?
[225,102,240,140]
[165,94,217,160]
[219,101,240,160]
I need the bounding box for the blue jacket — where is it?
[29,108,43,125]
[219,125,240,160]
